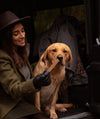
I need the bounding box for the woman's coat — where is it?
[0,50,38,119]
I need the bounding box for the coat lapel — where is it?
[18,68,26,80]
[27,62,33,78]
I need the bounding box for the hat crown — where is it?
[0,11,30,31]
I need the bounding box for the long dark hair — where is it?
[0,22,29,68]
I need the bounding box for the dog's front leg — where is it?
[50,84,60,119]
[35,91,41,110]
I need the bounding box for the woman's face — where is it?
[12,23,26,47]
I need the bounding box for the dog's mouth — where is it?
[58,61,64,65]
[56,55,64,65]
[57,59,64,66]
[51,59,64,66]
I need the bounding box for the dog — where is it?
[33,43,73,119]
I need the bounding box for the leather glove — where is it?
[33,71,51,89]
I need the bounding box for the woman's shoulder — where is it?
[0,49,12,60]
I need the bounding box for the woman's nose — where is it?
[20,32,25,38]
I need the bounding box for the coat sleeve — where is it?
[0,55,38,99]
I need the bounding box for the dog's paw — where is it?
[50,112,58,119]
[35,105,41,111]
[58,107,67,112]
[45,107,50,115]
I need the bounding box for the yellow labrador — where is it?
[33,43,73,119]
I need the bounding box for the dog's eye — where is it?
[63,50,67,53]
[52,49,56,52]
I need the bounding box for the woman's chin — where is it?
[19,43,25,47]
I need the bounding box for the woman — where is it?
[0,11,51,119]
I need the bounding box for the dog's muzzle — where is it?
[57,55,63,62]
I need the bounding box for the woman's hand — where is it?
[33,71,51,89]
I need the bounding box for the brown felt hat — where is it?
[0,11,31,31]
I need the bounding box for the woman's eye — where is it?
[63,50,67,53]
[22,30,25,33]
[13,33,18,36]
[52,49,56,52]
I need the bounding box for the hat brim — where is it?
[0,16,31,31]
[20,16,31,24]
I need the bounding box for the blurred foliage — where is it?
[33,9,60,35]
[63,5,85,21]
[33,5,85,35]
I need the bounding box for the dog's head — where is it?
[41,43,72,67]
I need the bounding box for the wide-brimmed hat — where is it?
[0,11,31,31]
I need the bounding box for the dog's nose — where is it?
[57,55,63,62]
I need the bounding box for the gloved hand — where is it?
[33,71,51,89]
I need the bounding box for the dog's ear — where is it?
[68,49,72,67]
[41,49,48,64]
